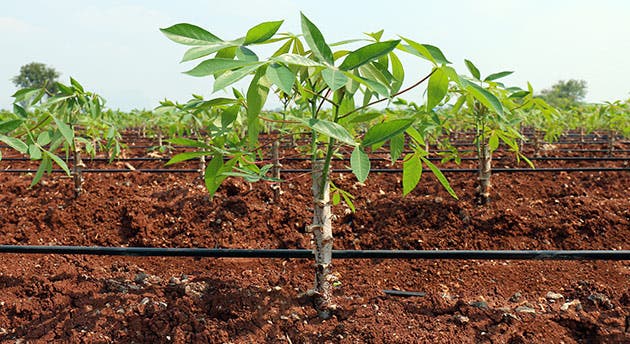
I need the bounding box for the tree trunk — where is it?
[608,129,615,157]
[477,142,492,205]
[73,140,85,198]
[157,128,163,148]
[518,124,525,152]
[310,160,334,318]
[199,155,206,178]
[532,130,541,157]
[271,140,282,202]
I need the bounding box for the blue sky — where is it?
[1,0,629,110]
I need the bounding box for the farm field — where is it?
[1,12,630,343]
[0,137,628,343]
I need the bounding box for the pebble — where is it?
[588,293,613,309]
[469,301,489,309]
[509,292,522,302]
[515,306,536,314]
[134,272,148,284]
[453,314,469,324]
[560,299,582,311]
[546,292,564,301]
[502,313,520,322]
[139,297,151,306]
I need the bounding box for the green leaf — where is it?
[400,38,450,65]
[184,58,256,77]
[389,52,404,93]
[421,157,457,199]
[424,44,450,65]
[321,68,348,91]
[272,53,324,67]
[13,104,28,119]
[484,71,513,82]
[266,63,295,94]
[181,42,237,62]
[488,131,499,151]
[402,153,422,196]
[213,62,265,92]
[361,119,413,148]
[389,133,404,162]
[300,13,333,65]
[0,135,27,154]
[426,66,449,110]
[46,150,70,176]
[51,116,74,145]
[361,62,393,87]
[464,59,480,80]
[0,119,23,133]
[221,104,240,128]
[166,151,214,165]
[246,68,269,147]
[167,137,212,148]
[339,40,400,70]
[332,191,341,205]
[405,126,425,146]
[350,146,370,182]
[28,144,41,160]
[509,90,530,99]
[341,191,356,213]
[244,20,284,45]
[345,72,389,97]
[160,23,221,45]
[400,37,435,64]
[236,46,259,62]
[70,77,84,92]
[12,88,43,106]
[301,118,356,146]
[37,131,51,146]
[31,155,51,187]
[204,155,223,198]
[464,81,504,116]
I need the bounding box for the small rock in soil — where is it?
[561,299,582,311]
[546,291,564,301]
[134,272,148,284]
[469,301,489,309]
[502,313,521,322]
[588,293,614,309]
[453,314,470,325]
[515,306,536,314]
[509,292,522,303]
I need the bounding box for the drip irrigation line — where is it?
[2,156,629,163]
[0,157,172,162]
[279,156,630,162]
[0,246,628,260]
[2,167,629,174]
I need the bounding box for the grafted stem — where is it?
[310,159,335,318]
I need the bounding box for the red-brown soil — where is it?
[0,140,629,343]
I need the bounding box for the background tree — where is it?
[11,62,60,96]
[538,79,587,109]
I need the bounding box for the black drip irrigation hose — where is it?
[2,167,629,174]
[2,156,629,163]
[0,246,629,260]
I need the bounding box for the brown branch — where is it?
[337,69,436,120]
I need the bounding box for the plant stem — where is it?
[337,69,436,120]
[271,140,282,201]
[72,138,85,198]
[311,159,334,318]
